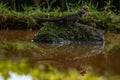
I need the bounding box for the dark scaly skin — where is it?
[35,5,89,24]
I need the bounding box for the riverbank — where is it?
[0,4,120,32]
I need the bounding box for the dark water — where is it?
[0,30,120,79]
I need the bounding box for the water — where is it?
[0,30,120,79]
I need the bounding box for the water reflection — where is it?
[0,60,85,80]
[0,30,36,41]
[31,43,104,62]
[8,71,32,80]
[0,42,104,72]
[0,30,120,79]
[0,74,4,80]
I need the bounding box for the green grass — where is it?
[0,3,120,32]
[81,9,120,32]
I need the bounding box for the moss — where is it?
[32,22,104,43]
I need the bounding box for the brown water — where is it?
[0,30,120,76]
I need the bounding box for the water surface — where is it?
[0,30,120,79]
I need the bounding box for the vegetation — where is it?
[0,2,120,32]
[81,1,120,32]
[0,0,120,12]
[0,60,120,80]
[0,0,120,80]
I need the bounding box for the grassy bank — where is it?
[0,3,120,32]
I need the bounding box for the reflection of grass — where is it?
[0,41,39,51]
[0,60,120,80]
[104,33,120,52]
[0,41,46,59]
